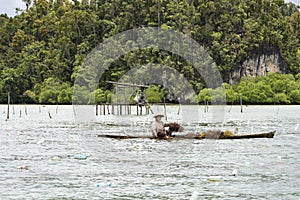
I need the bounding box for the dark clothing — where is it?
[157,131,167,139]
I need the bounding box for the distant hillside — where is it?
[0,0,299,104]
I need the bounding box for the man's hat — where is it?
[154,113,164,118]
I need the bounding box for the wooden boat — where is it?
[97,130,276,140]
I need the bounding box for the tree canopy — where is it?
[0,0,299,104]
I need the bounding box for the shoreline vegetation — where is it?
[0,1,299,105]
[1,72,300,105]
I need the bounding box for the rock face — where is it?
[229,48,289,84]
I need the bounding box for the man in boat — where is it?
[151,113,168,139]
[151,113,184,139]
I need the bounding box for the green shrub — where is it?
[145,86,164,103]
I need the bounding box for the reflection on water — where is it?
[0,105,299,199]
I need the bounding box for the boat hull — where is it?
[97,131,276,140]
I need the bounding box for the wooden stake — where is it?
[240,94,243,113]
[25,105,28,115]
[228,102,233,113]
[96,104,98,116]
[48,110,52,119]
[204,100,209,113]
[19,109,22,118]
[206,100,209,113]
[129,105,131,115]
[72,105,76,116]
[107,104,110,115]
[164,98,167,121]
[6,92,10,120]
[177,98,181,115]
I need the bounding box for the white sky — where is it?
[0,0,26,16]
[0,0,299,17]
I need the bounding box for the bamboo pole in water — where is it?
[107,104,110,115]
[177,98,180,115]
[6,92,10,120]
[146,104,149,115]
[204,100,209,113]
[206,100,209,112]
[48,110,52,119]
[240,94,243,113]
[25,105,28,115]
[164,97,167,121]
[139,105,142,116]
[228,102,233,113]
[72,105,76,116]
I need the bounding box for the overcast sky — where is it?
[0,0,299,17]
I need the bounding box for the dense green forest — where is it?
[198,72,300,104]
[0,0,299,104]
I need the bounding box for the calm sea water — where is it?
[0,105,299,199]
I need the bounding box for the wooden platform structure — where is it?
[95,103,152,116]
[95,81,153,116]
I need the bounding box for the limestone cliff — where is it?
[229,47,289,84]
